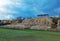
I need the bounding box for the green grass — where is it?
[0,28,60,41]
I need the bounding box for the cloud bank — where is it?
[0,0,60,20]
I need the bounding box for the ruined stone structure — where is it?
[22,14,60,31]
[22,14,52,30]
[57,19,60,31]
[0,14,60,31]
[30,17,52,30]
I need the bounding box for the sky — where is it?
[0,0,60,20]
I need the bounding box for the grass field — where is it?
[0,28,60,41]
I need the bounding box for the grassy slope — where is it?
[0,28,60,41]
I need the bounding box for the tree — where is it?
[16,16,25,23]
[51,17,58,29]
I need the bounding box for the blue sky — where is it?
[0,0,60,20]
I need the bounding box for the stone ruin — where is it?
[22,14,60,31]
[0,14,60,31]
[23,17,52,30]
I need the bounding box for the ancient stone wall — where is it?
[22,18,52,30]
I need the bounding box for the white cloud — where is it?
[0,0,11,6]
[4,15,14,19]
[0,15,14,20]
[0,0,25,14]
[0,0,14,13]
[0,0,20,20]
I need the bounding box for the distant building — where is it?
[37,14,49,18]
